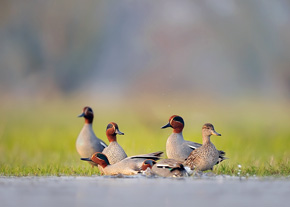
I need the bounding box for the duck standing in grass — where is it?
[161,115,226,164]
[184,123,224,171]
[101,122,163,167]
[76,106,107,166]
[81,152,162,176]
[102,122,127,164]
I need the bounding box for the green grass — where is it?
[0,97,289,177]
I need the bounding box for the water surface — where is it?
[0,175,289,207]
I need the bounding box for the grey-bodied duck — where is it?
[76,106,107,166]
[101,122,163,167]
[141,159,190,177]
[102,122,127,164]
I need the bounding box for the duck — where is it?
[141,159,190,177]
[161,115,201,162]
[184,123,224,171]
[76,106,107,166]
[101,122,127,165]
[81,152,162,176]
[101,122,163,166]
[161,115,226,163]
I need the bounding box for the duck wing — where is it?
[185,141,202,150]
[156,159,184,170]
[187,141,227,164]
[217,150,228,164]
[129,151,163,161]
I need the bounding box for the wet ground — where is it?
[0,175,289,207]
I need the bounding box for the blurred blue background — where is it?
[1,0,289,104]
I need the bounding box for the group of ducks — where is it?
[76,106,227,177]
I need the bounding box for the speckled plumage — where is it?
[102,141,127,164]
[101,122,163,168]
[184,142,219,171]
[100,122,127,166]
[184,123,225,171]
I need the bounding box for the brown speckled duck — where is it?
[76,106,107,166]
[184,123,224,171]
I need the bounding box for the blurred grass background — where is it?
[0,1,290,176]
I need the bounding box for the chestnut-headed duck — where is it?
[141,159,189,177]
[82,152,162,176]
[76,106,107,166]
[102,122,163,167]
[101,122,127,165]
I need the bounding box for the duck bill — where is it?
[115,128,124,135]
[212,130,221,136]
[78,112,85,117]
[161,122,172,129]
[80,158,92,162]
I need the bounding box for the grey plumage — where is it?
[102,141,127,164]
[147,159,189,177]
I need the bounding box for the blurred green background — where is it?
[0,0,289,176]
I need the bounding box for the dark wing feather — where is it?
[129,151,163,161]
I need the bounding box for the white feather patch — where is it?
[100,141,107,148]
[184,166,194,175]
[156,164,170,168]
[188,144,197,150]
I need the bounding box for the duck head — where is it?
[81,152,110,168]
[161,115,184,133]
[141,159,156,171]
[202,123,221,137]
[78,106,94,124]
[106,122,124,142]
